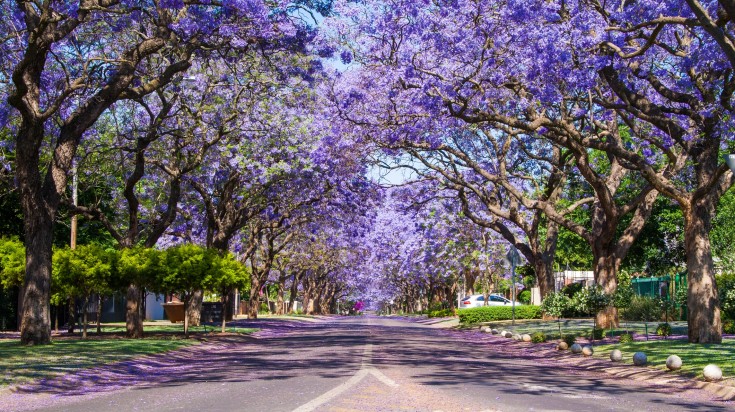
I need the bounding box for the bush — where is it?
[531,331,547,343]
[718,273,735,321]
[724,319,735,334]
[259,302,269,313]
[540,292,569,318]
[622,295,662,321]
[457,305,542,324]
[428,308,454,318]
[561,282,584,298]
[656,322,672,337]
[618,333,634,343]
[518,290,531,304]
[562,334,576,346]
[570,286,611,317]
[589,327,606,340]
[427,301,446,312]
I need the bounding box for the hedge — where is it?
[458,305,542,324]
[427,308,454,318]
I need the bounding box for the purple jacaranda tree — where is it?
[325,0,725,332]
[0,0,306,344]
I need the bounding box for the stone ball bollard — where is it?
[633,352,647,366]
[666,355,682,371]
[703,364,723,382]
[610,349,623,362]
[480,326,490,333]
[570,343,582,354]
[582,346,594,357]
[512,334,522,341]
[503,331,513,338]
[557,341,568,351]
[491,329,499,335]
[522,334,532,342]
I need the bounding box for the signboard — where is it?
[506,246,522,269]
[726,154,735,173]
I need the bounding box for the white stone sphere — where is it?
[522,334,532,342]
[633,352,647,366]
[570,343,583,354]
[480,326,490,332]
[557,341,568,351]
[703,364,723,382]
[491,329,499,335]
[512,334,522,341]
[610,349,623,362]
[666,355,682,371]
[582,346,594,357]
[503,331,513,338]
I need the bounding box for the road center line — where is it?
[292,342,397,412]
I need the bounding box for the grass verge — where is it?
[592,338,735,382]
[0,338,196,388]
[99,323,258,334]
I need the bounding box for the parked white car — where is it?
[459,294,522,308]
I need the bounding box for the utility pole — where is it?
[71,164,78,250]
[506,246,522,327]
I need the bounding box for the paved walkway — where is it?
[0,316,731,411]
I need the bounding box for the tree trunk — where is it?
[464,270,477,296]
[221,291,229,333]
[187,290,203,327]
[276,273,286,315]
[248,277,261,319]
[82,297,89,339]
[125,284,143,338]
[19,216,53,344]
[684,203,722,343]
[592,250,619,329]
[288,272,299,313]
[67,298,75,334]
[534,257,555,300]
[96,295,103,334]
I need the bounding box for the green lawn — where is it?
[468,319,688,341]
[592,338,735,381]
[0,338,197,388]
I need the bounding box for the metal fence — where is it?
[631,273,686,298]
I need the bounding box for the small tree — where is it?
[53,245,117,338]
[571,286,611,343]
[0,237,25,289]
[204,252,250,333]
[161,245,213,336]
[541,292,570,339]
[0,238,25,332]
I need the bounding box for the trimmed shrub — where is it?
[428,308,454,318]
[562,334,576,346]
[457,305,542,324]
[589,327,606,340]
[656,322,672,337]
[531,331,547,343]
[618,333,634,343]
[622,295,662,321]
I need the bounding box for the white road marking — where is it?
[292,342,398,412]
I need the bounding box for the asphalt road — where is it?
[2,316,732,412]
